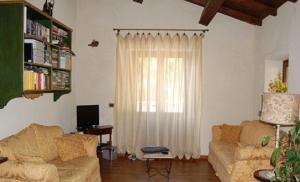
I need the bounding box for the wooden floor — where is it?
[100,157,221,182]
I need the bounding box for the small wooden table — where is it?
[0,157,8,164]
[143,153,175,180]
[84,125,113,160]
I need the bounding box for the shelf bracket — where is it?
[53,90,71,101]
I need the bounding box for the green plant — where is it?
[263,118,300,182]
[268,73,288,93]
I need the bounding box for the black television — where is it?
[77,105,99,131]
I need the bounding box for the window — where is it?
[137,57,184,113]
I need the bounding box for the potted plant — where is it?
[268,73,288,93]
[263,118,300,182]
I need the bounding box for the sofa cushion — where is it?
[0,125,40,160]
[14,153,45,163]
[80,134,99,157]
[55,134,87,161]
[209,141,237,174]
[240,121,275,147]
[220,124,242,143]
[0,160,59,182]
[234,143,273,160]
[49,157,100,182]
[31,124,64,161]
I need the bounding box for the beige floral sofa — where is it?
[0,123,101,182]
[208,120,275,182]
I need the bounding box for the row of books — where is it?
[24,39,51,65]
[59,50,72,69]
[24,67,50,91]
[25,19,50,42]
[51,49,72,69]
[52,25,70,48]
[52,71,70,90]
[52,25,68,37]
[52,48,59,68]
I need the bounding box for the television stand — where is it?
[83,125,113,160]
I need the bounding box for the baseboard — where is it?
[200,155,208,160]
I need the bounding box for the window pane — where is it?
[137,57,184,113]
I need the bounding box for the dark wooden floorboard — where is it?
[100,157,221,182]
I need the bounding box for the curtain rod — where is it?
[113,28,209,33]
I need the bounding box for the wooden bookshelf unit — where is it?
[0,1,74,108]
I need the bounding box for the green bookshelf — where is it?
[0,1,74,109]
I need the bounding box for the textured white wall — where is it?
[0,0,77,139]
[74,0,257,154]
[253,1,300,116]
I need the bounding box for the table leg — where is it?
[145,158,173,179]
[100,135,102,145]
[109,133,112,160]
[167,159,173,179]
[146,159,151,178]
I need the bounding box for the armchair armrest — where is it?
[212,125,222,142]
[234,144,273,160]
[0,160,59,182]
[78,134,98,157]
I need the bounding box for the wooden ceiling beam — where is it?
[225,0,277,16]
[199,0,226,25]
[185,0,262,26]
[219,6,262,25]
[184,0,206,7]
[133,0,143,4]
[257,0,297,8]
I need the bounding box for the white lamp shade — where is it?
[261,93,300,125]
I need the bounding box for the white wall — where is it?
[253,1,300,116]
[0,0,77,139]
[74,0,257,154]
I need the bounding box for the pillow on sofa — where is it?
[55,134,87,161]
[220,124,242,143]
[0,125,40,161]
[0,142,15,160]
[240,121,275,147]
[79,134,98,157]
[31,124,64,161]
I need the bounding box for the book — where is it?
[52,70,70,90]
[23,66,50,91]
[24,39,52,65]
[26,18,50,42]
[59,50,72,69]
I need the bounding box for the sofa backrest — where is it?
[239,120,275,147]
[31,124,64,161]
[0,123,64,162]
[0,124,40,160]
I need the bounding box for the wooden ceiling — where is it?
[184,0,297,26]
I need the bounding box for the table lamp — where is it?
[260,93,300,148]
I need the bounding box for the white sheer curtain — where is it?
[114,33,202,159]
